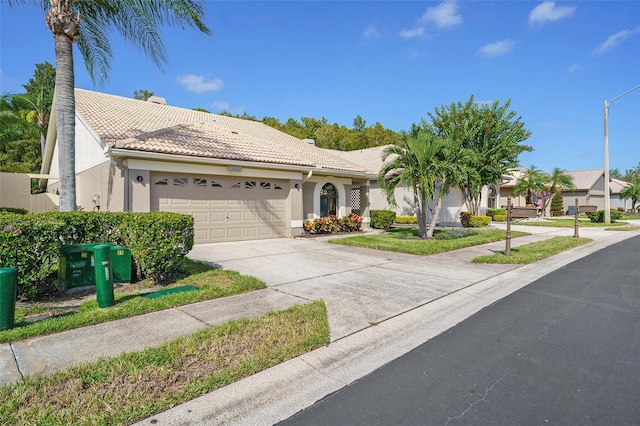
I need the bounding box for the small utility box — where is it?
[58,243,132,291]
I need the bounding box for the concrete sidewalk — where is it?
[1,222,638,424]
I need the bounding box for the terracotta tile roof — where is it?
[74,89,364,173]
[326,145,396,176]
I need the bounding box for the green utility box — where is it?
[58,243,132,291]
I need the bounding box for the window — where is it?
[320,183,338,217]
[260,181,271,190]
[173,177,188,187]
[245,181,256,189]
[154,178,168,186]
[211,180,223,188]
[194,178,207,187]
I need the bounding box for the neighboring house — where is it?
[328,145,494,224]
[40,89,371,243]
[500,168,630,213]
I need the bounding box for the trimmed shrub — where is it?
[585,210,623,223]
[434,229,477,240]
[395,215,418,224]
[0,211,195,298]
[486,208,506,218]
[0,214,66,298]
[550,193,564,217]
[493,214,507,222]
[460,212,472,228]
[469,215,491,227]
[0,207,28,215]
[303,214,362,235]
[371,210,396,230]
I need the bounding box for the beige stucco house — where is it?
[40,89,371,243]
[328,145,495,224]
[500,167,630,213]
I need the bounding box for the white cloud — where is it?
[568,63,583,73]
[176,74,224,93]
[477,40,516,56]
[593,27,640,54]
[420,1,462,29]
[211,101,230,111]
[529,1,576,25]
[363,24,380,39]
[398,27,425,39]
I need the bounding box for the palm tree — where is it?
[378,126,456,239]
[541,167,575,214]
[512,166,547,206]
[620,181,640,214]
[0,94,41,172]
[9,0,211,211]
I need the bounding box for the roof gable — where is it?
[72,89,364,173]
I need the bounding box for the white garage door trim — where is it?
[151,173,289,243]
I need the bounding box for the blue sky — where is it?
[1,1,639,174]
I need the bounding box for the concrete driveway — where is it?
[189,236,519,341]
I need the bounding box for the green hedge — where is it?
[0,211,194,298]
[371,210,396,229]
[585,210,623,223]
[0,207,28,215]
[395,215,418,224]
[493,214,507,222]
[460,212,491,228]
[486,208,506,218]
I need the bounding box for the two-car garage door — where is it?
[151,173,288,244]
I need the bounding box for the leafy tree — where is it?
[353,115,366,132]
[133,89,154,101]
[192,107,211,113]
[610,168,622,180]
[512,166,547,205]
[19,62,56,157]
[9,0,211,211]
[620,181,640,214]
[426,95,532,215]
[622,162,640,183]
[0,94,41,173]
[378,126,460,239]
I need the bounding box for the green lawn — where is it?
[0,301,329,426]
[1,260,265,344]
[329,228,529,255]
[472,236,592,264]
[513,218,628,228]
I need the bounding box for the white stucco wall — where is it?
[49,115,108,183]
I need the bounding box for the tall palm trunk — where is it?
[426,181,443,239]
[54,33,76,211]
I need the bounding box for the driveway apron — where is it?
[189,237,518,341]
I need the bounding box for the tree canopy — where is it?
[425,95,532,215]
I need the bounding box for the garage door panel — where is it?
[152,174,288,243]
[211,212,226,222]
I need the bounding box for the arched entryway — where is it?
[320,183,338,217]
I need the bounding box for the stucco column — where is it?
[289,179,304,236]
[360,182,370,228]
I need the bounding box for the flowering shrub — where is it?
[303,214,363,234]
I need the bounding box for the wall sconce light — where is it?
[136,175,144,183]
[295,183,300,189]
[92,194,101,211]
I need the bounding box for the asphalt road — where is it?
[279,235,640,426]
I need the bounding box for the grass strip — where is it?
[2,266,265,344]
[472,236,592,264]
[329,229,529,255]
[513,218,628,228]
[0,301,329,425]
[605,225,640,231]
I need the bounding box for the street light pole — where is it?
[603,85,640,224]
